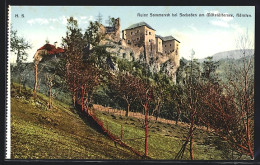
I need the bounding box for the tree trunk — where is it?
[125,103,130,117]
[85,92,89,113]
[33,64,38,99]
[144,105,148,157]
[73,73,76,106]
[19,76,22,94]
[73,92,76,106]
[176,107,181,125]
[81,85,84,111]
[49,86,52,109]
[189,114,194,160]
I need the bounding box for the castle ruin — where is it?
[100,18,181,82]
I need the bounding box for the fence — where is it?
[75,101,150,159]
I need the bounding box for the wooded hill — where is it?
[10,17,254,160]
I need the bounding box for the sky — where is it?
[9,6,255,63]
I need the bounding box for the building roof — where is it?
[125,22,155,31]
[155,35,164,40]
[156,35,180,43]
[38,44,65,55]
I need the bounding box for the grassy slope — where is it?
[93,109,242,160]
[10,83,249,160]
[11,83,139,159]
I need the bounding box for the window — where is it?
[170,44,172,47]
[149,32,151,35]
[165,45,167,47]
[123,53,126,58]
[131,32,133,35]
[149,39,151,42]
[146,30,148,35]
[137,38,139,41]
[127,40,130,44]
[137,30,140,33]
[165,51,167,53]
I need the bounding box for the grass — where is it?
[11,83,140,159]
[10,83,250,160]
[93,109,247,160]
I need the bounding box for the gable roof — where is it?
[156,35,180,43]
[155,35,164,40]
[125,22,155,31]
[38,44,65,55]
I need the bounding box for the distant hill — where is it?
[198,49,254,62]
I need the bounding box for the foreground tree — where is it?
[195,31,254,159]
[78,65,101,112]
[62,17,86,105]
[175,49,201,160]
[136,78,152,157]
[207,32,254,158]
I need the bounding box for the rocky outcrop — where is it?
[99,38,178,82]
[33,44,65,65]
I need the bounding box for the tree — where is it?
[10,27,31,93]
[201,56,219,84]
[33,62,45,99]
[151,73,171,120]
[193,31,254,159]
[136,78,152,157]
[77,65,101,112]
[113,73,140,117]
[176,49,201,160]
[84,21,104,47]
[44,73,56,109]
[62,17,86,106]
[200,31,254,158]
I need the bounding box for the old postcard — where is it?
[6,6,255,160]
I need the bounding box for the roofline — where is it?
[124,25,155,31]
[162,39,181,43]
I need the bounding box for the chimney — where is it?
[54,41,58,49]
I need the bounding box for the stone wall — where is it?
[100,18,121,42]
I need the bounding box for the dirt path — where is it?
[93,104,210,132]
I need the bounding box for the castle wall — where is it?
[109,20,180,83]
[162,40,176,54]
[144,26,156,46]
[124,26,146,46]
[156,37,163,53]
[100,18,121,42]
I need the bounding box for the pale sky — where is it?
[9,6,255,63]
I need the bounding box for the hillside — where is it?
[11,83,251,160]
[90,105,251,160]
[198,49,254,62]
[11,83,140,159]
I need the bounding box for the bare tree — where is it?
[113,73,140,117]
[196,31,254,159]
[44,73,56,109]
[136,78,152,157]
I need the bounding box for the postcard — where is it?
[6,6,255,161]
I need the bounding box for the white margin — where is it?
[6,5,11,159]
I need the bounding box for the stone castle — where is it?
[34,18,180,82]
[100,18,180,82]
